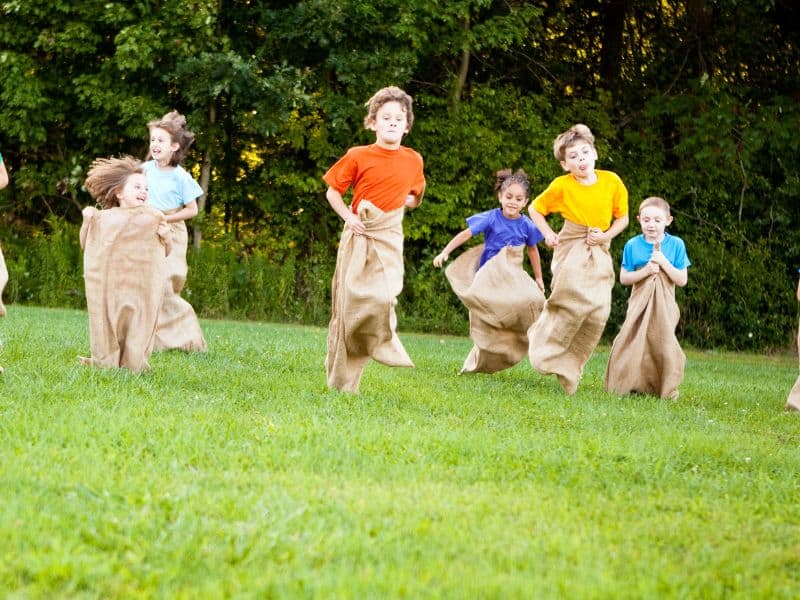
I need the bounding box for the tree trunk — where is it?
[193,100,216,251]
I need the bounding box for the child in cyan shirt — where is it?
[605,196,690,399]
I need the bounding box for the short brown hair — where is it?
[84,156,143,209]
[363,86,415,132]
[553,123,595,161]
[639,196,671,216]
[147,110,196,166]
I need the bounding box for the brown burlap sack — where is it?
[153,221,207,352]
[80,206,171,372]
[604,270,685,398]
[786,321,800,412]
[326,200,413,392]
[0,243,7,317]
[445,244,545,373]
[528,220,614,394]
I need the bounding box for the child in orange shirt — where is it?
[323,86,426,392]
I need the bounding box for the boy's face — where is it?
[116,173,148,208]
[368,101,409,149]
[637,204,672,243]
[498,183,528,219]
[560,141,597,181]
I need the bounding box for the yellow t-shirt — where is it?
[532,170,628,229]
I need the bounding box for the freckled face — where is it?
[149,126,179,165]
[498,183,528,218]
[368,101,409,149]
[637,204,672,243]
[560,142,597,181]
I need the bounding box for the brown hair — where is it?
[494,168,530,197]
[363,86,415,132]
[553,123,595,161]
[639,196,671,216]
[147,110,195,166]
[84,156,143,209]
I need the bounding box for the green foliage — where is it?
[1,0,800,349]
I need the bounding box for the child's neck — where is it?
[375,139,401,150]
[644,233,666,244]
[154,158,175,169]
[573,172,597,186]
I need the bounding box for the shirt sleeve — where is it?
[466,210,493,236]
[621,238,636,271]
[532,178,563,216]
[323,149,358,195]
[525,219,545,246]
[180,170,204,204]
[670,238,690,269]
[611,174,629,218]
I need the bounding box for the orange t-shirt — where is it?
[323,144,425,213]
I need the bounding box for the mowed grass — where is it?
[1,305,799,598]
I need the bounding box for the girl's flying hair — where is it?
[494,168,530,197]
[84,156,143,209]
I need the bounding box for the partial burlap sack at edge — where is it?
[445,244,545,373]
[154,221,207,352]
[81,205,171,372]
[604,270,685,399]
[786,322,800,412]
[0,244,7,317]
[326,200,413,392]
[528,220,614,394]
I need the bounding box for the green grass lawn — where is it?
[1,305,799,598]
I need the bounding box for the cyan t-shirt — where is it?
[143,160,203,212]
[621,232,690,272]
[466,208,544,267]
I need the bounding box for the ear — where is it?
[366,118,377,132]
[666,215,674,226]
[560,160,569,172]
[170,141,180,152]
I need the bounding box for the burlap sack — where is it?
[81,206,171,372]
[0,244,7,317]
[326,200,413,392]
[528,220,614,394]
[604,270,685,398]
[445,244,545,373]
[786,321,800,412]
[153,221,207,352]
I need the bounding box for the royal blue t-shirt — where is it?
[621,232,690,272]
[466,208,544,268]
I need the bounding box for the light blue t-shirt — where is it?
[466,208,544,268]
[143,160,203,212]
[621,232,690,272]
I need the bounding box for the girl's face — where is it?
[149,126,179,166]
[498,182,528,219]
[116,173,148,208]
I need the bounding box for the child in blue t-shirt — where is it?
[605,196,690,399]
[433,169,544,288]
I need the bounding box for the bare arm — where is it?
[164,199,199,223]
[527,245,544,291]
[528,207,558,247]
[326,186,365,235]
[796,277,800,302]
[620,264,657,286]
[433,228,473,268]
[650,250,688,287]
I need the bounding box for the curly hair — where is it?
[147,110,196,166]
[493,168,530,197]
[363,86,415,132]
[553,123,595,161]
[84,156,143,209]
